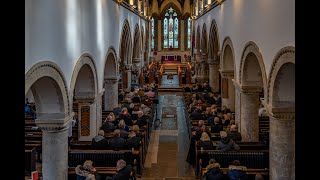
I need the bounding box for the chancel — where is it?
[25,0,295,180]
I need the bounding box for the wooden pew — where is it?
[201,167,269,180]
[68,148,143,176]
[195,149,269,177]
[25,147,37,174]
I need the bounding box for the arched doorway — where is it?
[132,24,142,84]
[103,47,118,112]
[70,54,98,141]
[119,19,133,92]
[238,41,267,142]
[267,46,295,180]
[25,61,70,179]
[207,20,220,93]
[220,37,235,112]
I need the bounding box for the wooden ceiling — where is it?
[149,0,194,7]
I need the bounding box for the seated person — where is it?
[108,129,126,150]
[101,115,115,133]
[190,108,203,120]
[126,131,141,150]
[91,130,108,150]
[227,125,242,142]
[106,159,132,180]
[132,111,148,127]
[228,160,249,180]
[75,160,99,180]
[118,107,132,126]
[211,117,223,133]
[199,132,214,150]
[204,159,225,180]
[118,120,129,139]
[216,131,240,151]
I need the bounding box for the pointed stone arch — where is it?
[119,19,132,91]
[196,25,201,52]
[25,61,69,116]
[207,19,220,61]
[201,23,208,56]
[207,19,220,92]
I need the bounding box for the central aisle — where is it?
[141,87,195,179]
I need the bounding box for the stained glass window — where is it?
[151,17,154,50]
[163,7,179,49]
[187,17,191,49]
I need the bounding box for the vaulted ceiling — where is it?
[149,0,194,7]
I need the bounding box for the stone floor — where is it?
[141,75,195,179]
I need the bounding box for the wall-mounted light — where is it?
[117,0,123,4]
[217,0,222,4]
[205,4,209,8]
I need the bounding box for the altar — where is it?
[160,55,181,63]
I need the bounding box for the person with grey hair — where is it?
[75,160,98,180]
[216,131,240,151]
[132,110,148,127]
[227,125,242,142]
[108,129,126,150]
[211,116,223,133]
[101,115,115,133]
[91,130,108,150]
[106,159,132,180]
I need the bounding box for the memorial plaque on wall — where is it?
[222,77,228,98]
[80,106,90,136]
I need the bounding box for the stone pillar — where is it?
[133,58,142,84]
[35,113,73,180]
[237,84,262,142]
[158,20,162,52]
[104,78,118,111]
[233,79,241,130]
[208,59,219,92]
[124,64,132,92]
[269,110,295,180]
[96,89,104,132]
[180,20,184,51]
[220,70,235,112]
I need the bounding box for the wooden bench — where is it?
[25,147,37,174]
[201,167,269,180]
[195,150,269,177]
[68,149,143,176]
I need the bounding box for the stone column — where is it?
[238,84,262,142]
[133,58,142,84]
[220,69,235,112]
[124,64,132,92]
[233,79,241,130]
[35,113,73,180]
[269,109,295,180]
[158,20,162,52]
[208,59,219,92]
[104,78,118,111]
[180,20,184,51]
[96,89,104,133]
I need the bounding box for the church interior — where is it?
[25,0,295,179]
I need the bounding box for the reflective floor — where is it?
[142,75,195,179]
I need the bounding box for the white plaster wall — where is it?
[195,0,295,81]
[25,0,148,94]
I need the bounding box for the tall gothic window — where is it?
[151,17,154,50]
[187,17,191,49]
[163,7,179,49]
